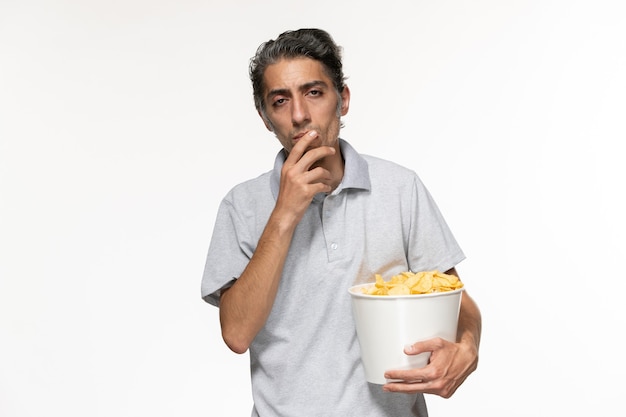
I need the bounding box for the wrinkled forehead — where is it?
[262,57,332,95]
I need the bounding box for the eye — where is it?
[308,89,322,97]
[272,97,287,107]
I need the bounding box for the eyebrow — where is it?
[267,80,329,99]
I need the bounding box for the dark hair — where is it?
[249,28,346,114]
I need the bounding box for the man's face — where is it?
[260,57,350,153]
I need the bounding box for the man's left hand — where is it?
[382,336,478,398]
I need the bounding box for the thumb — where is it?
[404,340,432,355]
[404,343,418,355]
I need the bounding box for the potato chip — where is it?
[388,284,411,295]
[362,270,463,295]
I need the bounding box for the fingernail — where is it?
[405,344,414,353]
[308,130,317,137]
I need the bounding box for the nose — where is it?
[291,96,310,126]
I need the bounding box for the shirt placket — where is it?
[321,193,345,262]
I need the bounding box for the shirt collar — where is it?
[270,138,371,200]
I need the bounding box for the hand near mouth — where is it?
[275,130,336,224]
[292,130,321,150]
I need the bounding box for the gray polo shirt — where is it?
[202,139,465,417]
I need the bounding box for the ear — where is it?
[258,110,274,132]
[339,85,351,116]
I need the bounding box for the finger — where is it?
[405,337,447,355]
[283,166,332,196]
[286,132,335,170]
[382,378,431,395]
[384,368,429,383]
[299,146,335,172]
[297,130,321,152]
[384,376,460,398]
[285,131,320,164]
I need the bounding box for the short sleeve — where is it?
[200,197,255,307]
[407,175,465,273]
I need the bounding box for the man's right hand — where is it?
[274,130,336,225]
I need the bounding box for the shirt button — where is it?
[331,243,338,250]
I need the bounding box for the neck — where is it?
[320,142,344,192]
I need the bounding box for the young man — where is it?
[202,28,481,416]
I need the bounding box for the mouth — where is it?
[292,131,308,141]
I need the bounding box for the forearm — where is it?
[457,291,482,355]
[445,268,481,350]
[219,212,297,354]
[219,136,337,354]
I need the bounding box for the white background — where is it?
[1,0,625,416]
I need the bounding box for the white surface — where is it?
[349,285,463,384]
[1,1,625,416]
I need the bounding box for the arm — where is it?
[383,268,482,397]
[219,132,336,354]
